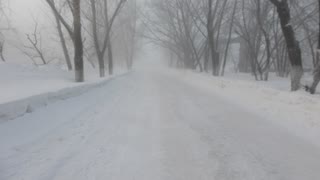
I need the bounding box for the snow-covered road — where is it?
[1,69,320,180]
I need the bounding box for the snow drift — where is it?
[0,62,127,122]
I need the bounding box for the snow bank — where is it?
[172,70,320,147]
[0,62,127,122]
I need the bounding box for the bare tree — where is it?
[0,0,10,62]
[307,0,320,94]
[207,0,219,76]
[87,0,126,77]
[118,0,139,70]
[221,0,237,76]
[54,7,72,71]
[73,0,84,82]
[269,0,303,91]
[46,0,84,82]
[24,22,47,65]
[0,32,5,61]
[234,0,275,81]
[143,0,206,71]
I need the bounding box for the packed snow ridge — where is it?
[0,62,127,122]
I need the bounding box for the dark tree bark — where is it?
[73,0,84,82]
[256,0,271,81]
[238,38,251,73]
[0,40,5,62]
[89,0,126,77]
[269,0,303,91]
[207,0,219,76]
[308,0,320,94]
[90,0,105,77]
[55,14,72,71]
[46,0,84,82]
[107,36,113,75]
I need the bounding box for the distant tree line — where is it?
[0,0,140,82]
[143,0,320,93]
[43,0,141,82]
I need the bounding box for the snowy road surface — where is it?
[1,69,320,180]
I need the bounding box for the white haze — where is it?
[5,0,52,63]
[1,1,320,180]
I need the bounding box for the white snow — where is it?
[0,62,126,122]
[173,70,320,148]
[0,62,121,103]
[0,66,320,180]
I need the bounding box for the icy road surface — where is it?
[1,69,320,180]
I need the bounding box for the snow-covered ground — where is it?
[0,66,320,180]
[0,62,126,121]
[174,70,320,148]
[0,62,126,103]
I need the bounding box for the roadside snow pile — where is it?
[0,62,74,103]
[175,70,320,147]
[0,62,126,122]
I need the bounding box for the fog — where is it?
[1,1,320,179]
[1,0,319,84]
[10,0,44,29]
[4,0,51,62]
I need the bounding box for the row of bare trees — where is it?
[45,0,139,82]
[144,0,320,93]
[8,0,139,82]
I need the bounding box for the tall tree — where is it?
[54,9,72,71]
[119,0,139,70]
[73,0,84,82]
[207,0,219,76]
[88,0,126,77]
[46,0,84,82]
[0,32,5,62]
[269,0,303,91]
[221,0,237,76]
[307,0,320,94]
[0,0,9,62]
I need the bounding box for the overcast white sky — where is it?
[10,0,48,31]
[3,0,52,62]
[9,0,147,33]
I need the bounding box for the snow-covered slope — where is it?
[173,70,320,148]
[0,62,126,122]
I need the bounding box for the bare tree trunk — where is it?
[107,36,113,75]
[204,42,209,72]
[207,0,219,76]
[88,0,126,77]
[238,39,250,73]
[308,0,320,94]
[90,0,105,77]
[0,41,5,62]
[46,0,84,82]
[221,1,237,76]
[309,64,320,94]
[256,0,271,81]
[98,53,105,77]
[55,14,72,71]
[270,0,303,91]
[73,0,84,82]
